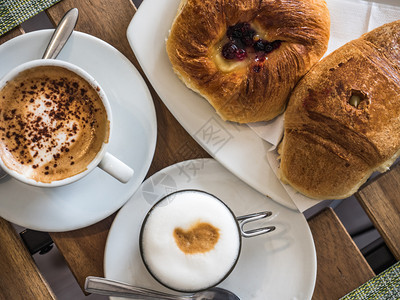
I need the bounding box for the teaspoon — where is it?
[85,276,240,300]
[42,7,79,59]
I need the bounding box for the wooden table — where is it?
[1,0,399,299]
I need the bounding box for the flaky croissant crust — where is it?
[280,20,400,200]
[166,0,330,123]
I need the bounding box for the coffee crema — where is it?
[140,190,241,292]
[0,65,109,183]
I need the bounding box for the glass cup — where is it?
[139,189,276,293]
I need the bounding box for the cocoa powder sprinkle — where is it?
[0,65,108,182]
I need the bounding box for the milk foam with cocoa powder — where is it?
[140,190,241,292]
[0,65,109,183]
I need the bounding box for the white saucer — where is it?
[0,30,157,232]
[104,159,316,300]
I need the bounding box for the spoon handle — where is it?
[84,276,193,300]
[42,8,79,59]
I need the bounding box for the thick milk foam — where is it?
[17,94,80,178]
[0,66,109,183]
[140,190,241,292]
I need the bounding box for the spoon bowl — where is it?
[84,276,240,300]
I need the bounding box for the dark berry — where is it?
[231,28,243,39]
[236,48,247,60]
[222,42,239,60]
[227,23,255,45]
[227,24,243,39]
[241,23,250,32]
[264,43,274,53]
[253,40,265,52]
[242,36,253,47]
[223,23,281,61]
[242,30,255,46]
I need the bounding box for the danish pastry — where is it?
[166,0,330,123]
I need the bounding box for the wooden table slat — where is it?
[0,26,25,43]
[49,214,115,293]
[356,163,400,260]
[0,218,56,300]
[309,208,375,300]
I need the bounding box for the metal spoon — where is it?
[42,7,79,59]
[0,8,78,179]
[85,276,240,300]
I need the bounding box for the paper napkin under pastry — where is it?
[248,0,400,212]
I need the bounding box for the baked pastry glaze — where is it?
[166,0,330,123]
[280,20,400,200]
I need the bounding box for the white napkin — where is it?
[249,0,400,212]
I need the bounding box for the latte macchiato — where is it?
[0,64,109,183]
[140,190,241,292]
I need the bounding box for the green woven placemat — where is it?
[341,261,400,300]
[0,0,62,36]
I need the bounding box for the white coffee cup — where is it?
[139,189,275,292]
[0,59,133,187]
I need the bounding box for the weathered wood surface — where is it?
[309,208,375,299]
[356,163,400,260]
[0,217,56,299]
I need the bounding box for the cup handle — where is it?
[98,152,134,183]
[236,211,276,238]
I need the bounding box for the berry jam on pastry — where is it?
[166,0,330,123]
[222,22,282,65]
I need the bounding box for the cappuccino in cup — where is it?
[0,64,109,184]
[0,59,135,186]
[140,190,241,292]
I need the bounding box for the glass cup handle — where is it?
[236,211,276,238]
[98,152,134,183]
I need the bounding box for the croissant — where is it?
[279,20,400,200]
[166,0,330,123]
